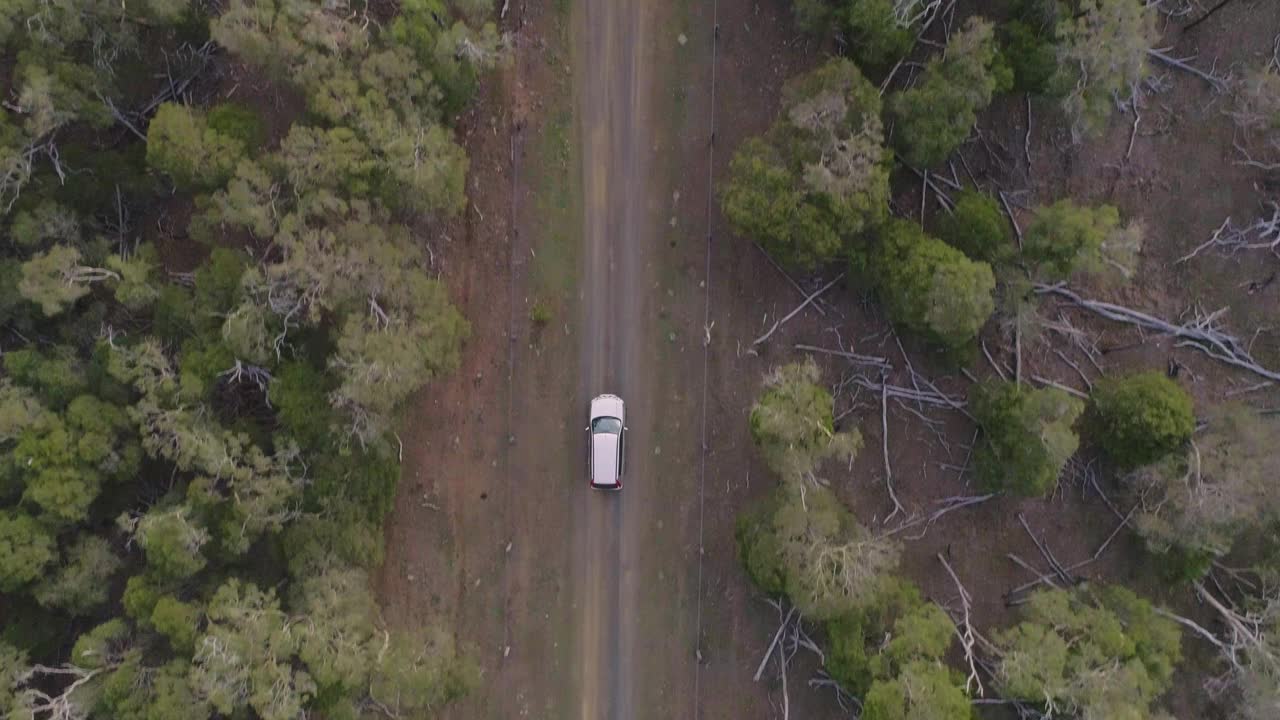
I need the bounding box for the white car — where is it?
[587,394,626,490]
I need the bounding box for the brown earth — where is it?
[378,1,1280,719]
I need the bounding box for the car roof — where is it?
[592,432,619,486]
[590,394,625,423]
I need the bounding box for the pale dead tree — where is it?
[1157,581,1280,715]
[1147,47,1231,94]
[751,275,844,347]
[12,664,107,720]
[1035,283,1280,383]
[883,494,998,539]
[937,554,985,697]
[1178,202,1280,262]
[1230,59,1280,171]
[894,0,944,28]
[1143,0,1200,22]
[220,360,274,396]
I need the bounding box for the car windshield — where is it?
[592,417,622,434]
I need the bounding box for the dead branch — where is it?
[1184,0,1238,32]
[1030,374,1089,399]
[998,190,1024,249]
[981,339,1010,381]
[1006,504,1137,601]
[1146,47,1230,93]
[881,378,907,522]
[1035,283,1280,383]
[1153,606,1238,665]
[905,165,955,214]
[794,343,890,368]
[849,375,967,411]
[1052,348,1094,390]
[885,494,997,538]
[753,242,827,317]
[1019,513,1076,587]
[937,553,985,696]
[752,274,844,347]
[1178,202,1280,262]
[754,604,798,682]
[1024,94,1033,168]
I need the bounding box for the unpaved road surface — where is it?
[573,0,663,718]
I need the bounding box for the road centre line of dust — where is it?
[693,0,720,715]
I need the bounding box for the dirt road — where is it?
[573,0,664,717]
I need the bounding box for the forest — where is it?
[0,0,503,717]
[728,1,1280,718]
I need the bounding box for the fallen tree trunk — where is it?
[1035,283,1280,383]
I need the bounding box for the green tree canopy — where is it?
[146,103,248,190]
[100,656,208,720]
[889,17,1011,168]
[151,596,202,654]
[749,360,862,480]
[872,219,995,351]
[190,580,316,720]
[970,381,1083,496]
[1055,0,1155,139]
[1023,199,1141,281]
[1091,371,1194,471]
[863,660,972,720]
[938,189,1013,264]
[723,57,889,271]
[18,244,117,317]
[0,511,56,592]
[367,626,479,717]
[995,585,1181,719]
[33,535,123,615]
[736,482,899,619]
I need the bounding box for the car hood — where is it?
[592,433,619,486]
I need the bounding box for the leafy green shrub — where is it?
[122,574,165,624]
[270,362,335,451]
[0,511,56,592]
[33,535,122,615]
[1024,200,1124,279]
[3,347,88,408]
[69,619,130,669]
[826,579,968,717]
[938,190,1012,264]
[749,360,862,479]
[206,102,265,151]
[723,58,888,271]
[146,102,248,190]
[1090,371,1194,470]
[889,18,1011,168]
[872,219,995,351]
[735,483,898,620]
[151,596,201,653]
[999,0,1060,94]
[970,381,1082,496]
[842,0,915,74]
[863,661,971,720]
[995,585,1180,720]
[734,497,787,597]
